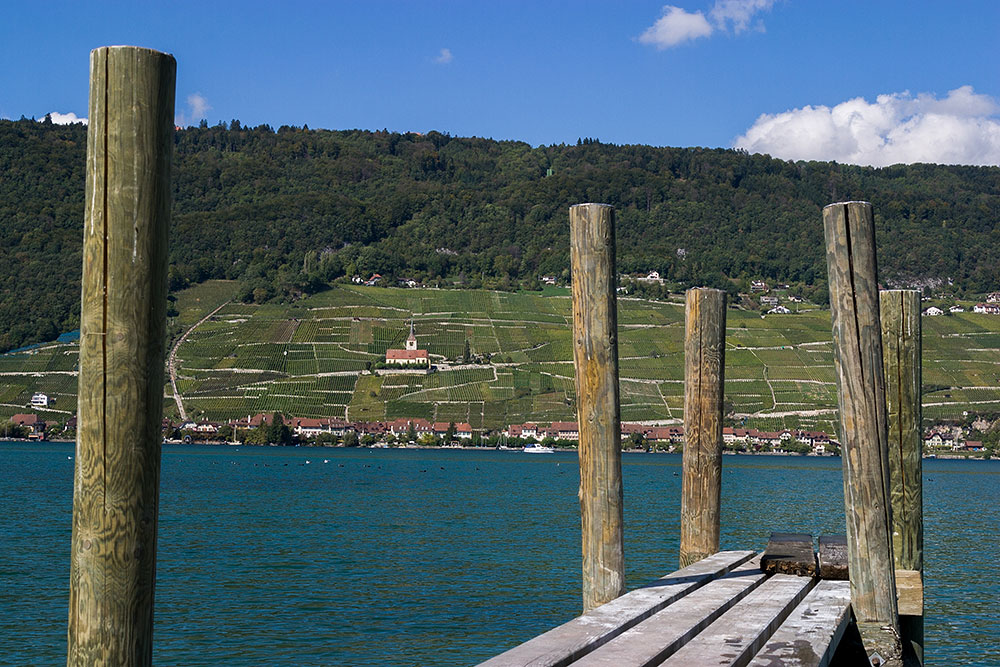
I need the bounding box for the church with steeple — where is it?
[385,319,429,366]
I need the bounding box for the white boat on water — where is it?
[523,443,554,454]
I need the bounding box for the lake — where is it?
[1,443,997,665]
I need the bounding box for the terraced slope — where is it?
[4,283,1000,434]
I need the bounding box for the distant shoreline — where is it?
[4,438,990,460]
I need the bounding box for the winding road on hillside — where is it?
[168,301,231,422]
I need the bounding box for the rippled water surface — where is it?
[1,443,996,665]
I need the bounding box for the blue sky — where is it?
[3,1,999,165]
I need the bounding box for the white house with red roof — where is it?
[385,320,429,366]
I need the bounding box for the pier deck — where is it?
[480,540,923,667]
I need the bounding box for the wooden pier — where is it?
[480,201,924,667]
[481,534,924,667]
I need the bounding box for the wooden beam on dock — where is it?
[747,579,853,667]
[880,289,924,664]
[570,203,625,612]
[680,287,726,569]
[477,551,755,667]
[822,201,902,663]
[68,46,175,667]
[481,549,863,667]
[761,532,817,577]
[659,573,814,666]
[573,557,766,666]
[817,534,849,581]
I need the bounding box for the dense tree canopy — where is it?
[2,118,999,351]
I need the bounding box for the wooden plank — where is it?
[68,45,175,667]
[477,551,755,667]
[573,558,766,667]
[747,579,852,667]
[760,532,816,577]
[570,203,625,612]
[895,569,923,617]
[822,201,901,663]
[660,573,815,666]
[680,287,727,568]
[817,535,848,580]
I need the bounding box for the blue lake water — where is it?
[1,443,997,665]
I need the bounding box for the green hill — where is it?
[2,118,1000,352]
[4,283,1000,437]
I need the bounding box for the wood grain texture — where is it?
[746,579,852,667]
[569,203,625,612]
[880,290,923,574]
[822,201,901,661]
[680,288,726,568]
[880,289,924,665]
[477,551,755,667]
[573,558,766,667]
[659,574,815,666]
[817,535,849,581]
[760,533,816,577]
[68,46,175,667]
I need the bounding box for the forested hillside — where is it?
[2,117,999,352]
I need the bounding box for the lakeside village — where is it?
[7,407,992,459]
[5,287,1000,457]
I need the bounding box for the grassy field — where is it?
[3,283,1000,434]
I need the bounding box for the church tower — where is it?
[405,319,417,351]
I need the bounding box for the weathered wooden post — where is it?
[823,201,901,664]
[570,203,625,612]
[881,289,924,664]
[68,46,175,666]
[679,288,727,568]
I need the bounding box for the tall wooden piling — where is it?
[823,201,901,663]
[679,288,727,568]
[68,46,175,666]
[570,203,625,612]
[881,289,924,663]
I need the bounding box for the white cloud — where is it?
[187,93,211,119]
[47,111,87,125]
[709,0,776,34]
[733,86,1000,167]
[639,1,776,49]
[639,6,713,49]
[435,48,453,65]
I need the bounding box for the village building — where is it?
[986,291,1000,303]
[30,392,49,408]
[637,270,662,283]
[385,321,430,366]
[388,417,432,438]
[750,280,768,293]
[768,305,791,314]
[760,295,779,308]
[949,305,965,313]
[10,413,46,440]
[973,303,1000,314]
[922,306,944,316]
[547,422,579,440]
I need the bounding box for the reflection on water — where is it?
[1,443,996,665]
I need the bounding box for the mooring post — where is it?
[570,203,625,612]
[68,46,175,666]
[679,288,727,568]
[880,289,924,665]
[823,201,901,664]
